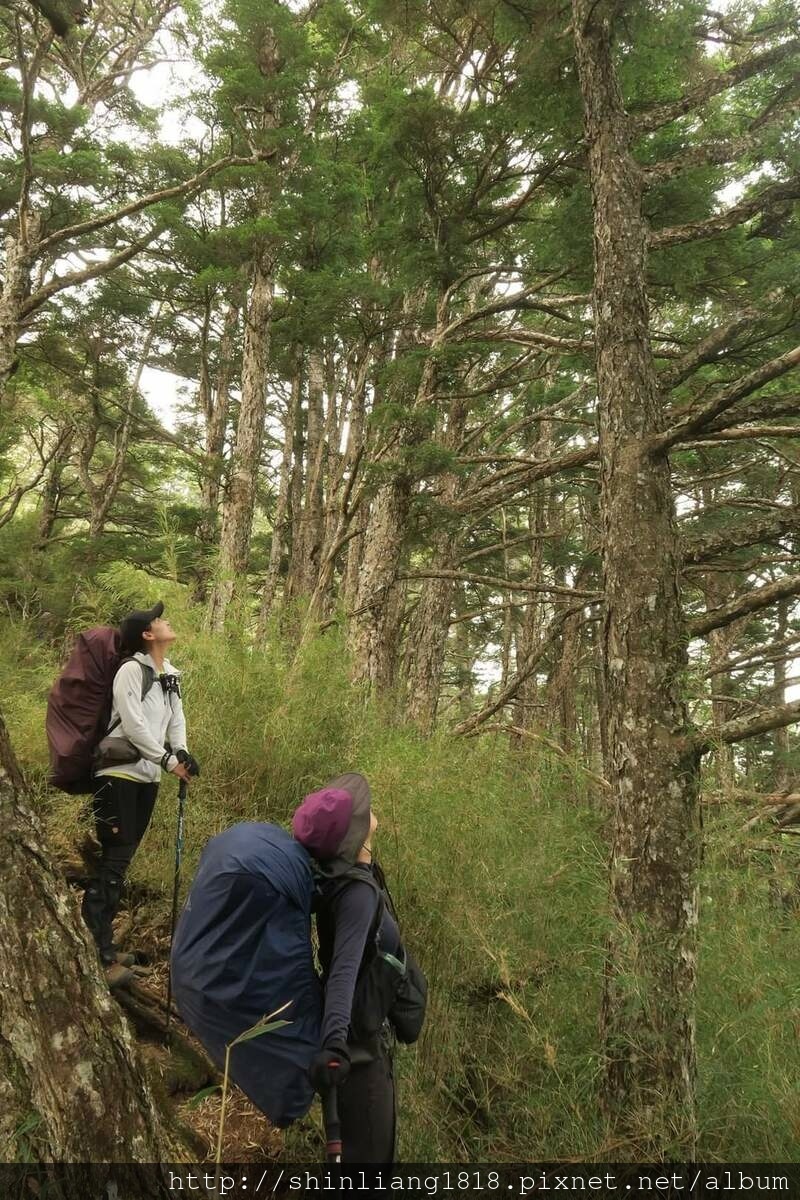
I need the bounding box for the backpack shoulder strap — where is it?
[328,867,385,959]
[138,661,156,701]
[106,660,156,736]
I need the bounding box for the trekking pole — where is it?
[165,777,188,1033]
[322,1082,342,1164]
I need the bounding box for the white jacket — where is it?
[95,651,188,785]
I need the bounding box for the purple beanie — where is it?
[292,787,353,860]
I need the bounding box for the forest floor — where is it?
[128,961,283,1166]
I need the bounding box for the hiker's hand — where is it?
[170,761,192,783]
[176,749,200,777]
[309,1042,350,1091]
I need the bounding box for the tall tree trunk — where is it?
[286,361,307,605]
[349,474,413,691]
[303,350,371,630]
[499,508,515,692]
[573,0,701,1150]
[0,218,39,408]
[258,351,302,633]
[0,712,182,1174]
[403,520,458,732]
[198,300,239,550]
[405,400,467,733]
[454,610,475,721]
[547,560,592,752]
[342,504,367,616]
[342,343,385,618]
[512,517,549,734]
[289,346,326,600]
[207,252,274,632]
[350,291,446,694]
[699,479,738,792]
[705,572,739,794]
[514,444,557,739]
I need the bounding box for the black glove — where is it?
[309,1041,350,1092]
[176,749,200,777]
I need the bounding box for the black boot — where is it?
[81,878,109,960]
[99,874,124,965]
[85,875,135,987]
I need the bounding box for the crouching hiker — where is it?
[292,773,428,1166]
[82,601,198,987]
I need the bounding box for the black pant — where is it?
[82,776,158,963]
[338,1039,396,1164]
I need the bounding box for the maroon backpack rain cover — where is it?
[46,626,121,793]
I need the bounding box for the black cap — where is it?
[119,601,164,654]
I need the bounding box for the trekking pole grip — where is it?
[322,1082,342,1163]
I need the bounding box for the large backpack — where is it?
[46,627,154,794]
[170,822,323,1127]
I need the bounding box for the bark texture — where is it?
[0,712,182,1177]
[573,0,701,1150]
[198,300,239,551]
[0,219,38,408]
[349,473,413,691]
[289,346,326,600]
[405,401,467,733]
[207,253,274,631]
[259,354,302,632]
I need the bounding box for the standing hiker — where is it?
[292,773,427,1165]
[82,601,197,987]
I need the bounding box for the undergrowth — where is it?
[1,567,799,1162]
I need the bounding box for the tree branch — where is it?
[35,152,274,256]
[0,428,69,531]
[682,508,800,564]
[463,722,612,790]
[453,605,585,736]
[703,634,800,679]
[685,424,800,443]
[454,444,599,513]
[632,39,800,134]
[400,568,601,599]
[650,176,800,250]
[455,325,592,353]
[696,699,800,751]
[643,96,800,182]
[659,289,785,390]
[651,344,800,452]
[21,230,161,317]
[689,572,800,637]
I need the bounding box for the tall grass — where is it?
[2,568,800,1161]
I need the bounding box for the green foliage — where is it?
[217,1006,292,1167]
[4,593,800,1160]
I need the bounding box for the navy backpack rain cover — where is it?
[170,822,322,1127]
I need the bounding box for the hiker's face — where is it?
[143,617,176,648]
